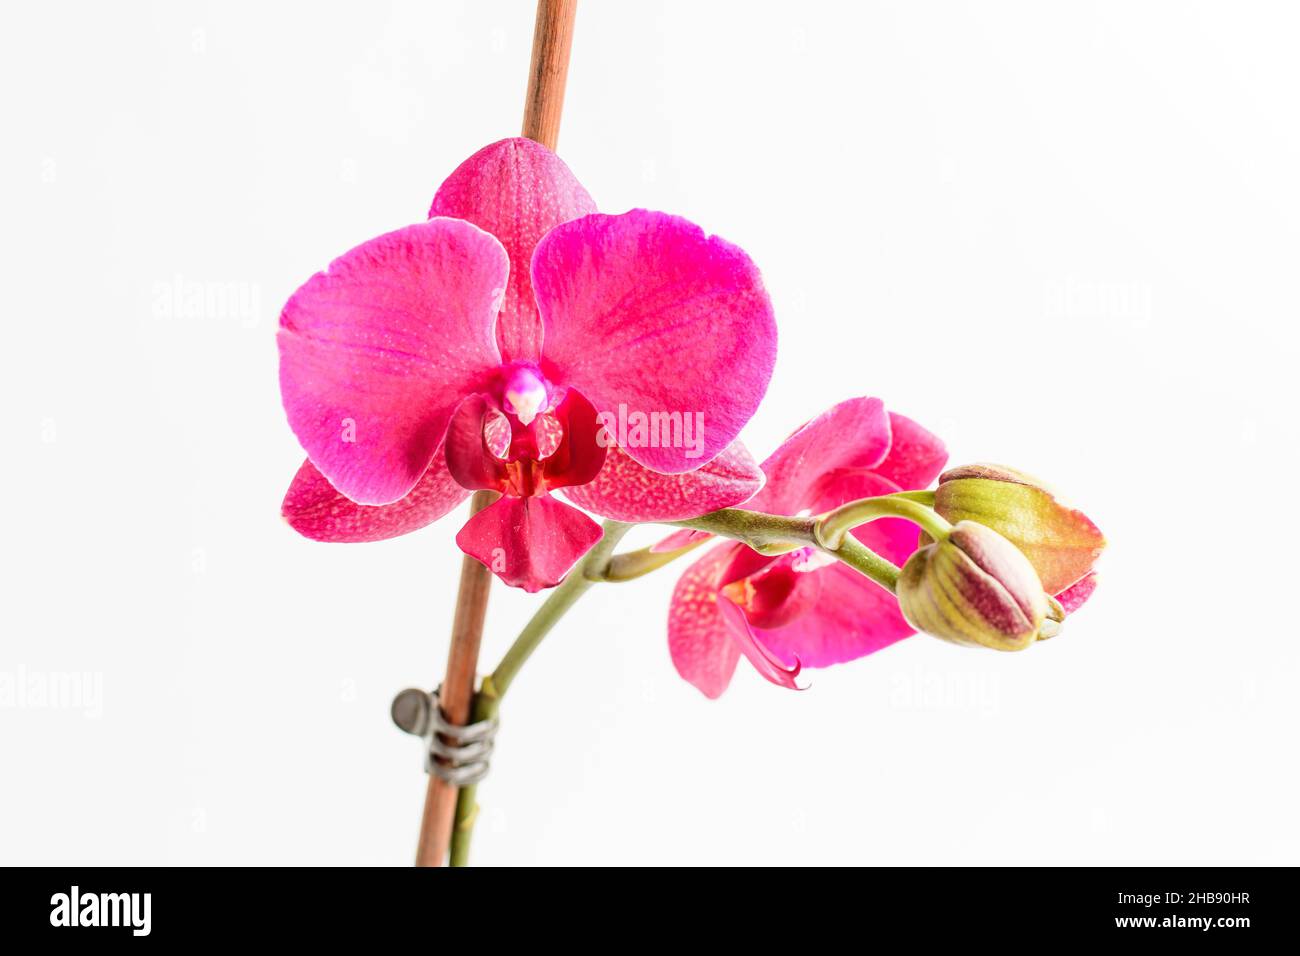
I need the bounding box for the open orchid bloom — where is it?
[667,397,948,698]
[278,138,775,591]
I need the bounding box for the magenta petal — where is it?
[563,440,764,522]
[684,544,802,691]
[430,138,596,362]
[755,562,914,668]
[539,388,607,491]
[278,219,507,505]
[445,394,509,492]
[455,494,603,592]
[875,412,948,490]
[533,210,776,473]
[746,397,892,516]
[667,545,744,699]
[281,452,469,543]
[724,554,824,630]
[1055,571,1099,615]
[716,597,803,691]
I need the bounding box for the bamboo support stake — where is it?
[414,490,496,867]
[522,0,578,150]
[413,0,579,868]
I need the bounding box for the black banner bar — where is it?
[0,866,1289,944]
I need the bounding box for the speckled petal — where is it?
[667,544,744,699]
[563,440,764,521]
[281,452,469,543]
[430,138,596,362]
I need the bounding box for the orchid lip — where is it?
[720,551,823,631]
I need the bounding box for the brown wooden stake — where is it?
[413,0,579,868]
[414,490,496,867]
[522,0,578,151]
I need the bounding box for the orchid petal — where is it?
[278,219,507,505]
[667,537,807,697]
[533,210,776,473]
[444,394,510,492]
[564,441,764,522]
[716,597,803,691]
[754,562,914,668]
[539,388,607,491]
[746,397,892,515]
[721,553,823,630]
[667,545,744,699]
[875,412,948,490]
[430,138,596,362]
[455,493,602,592]
[281,453,468,543]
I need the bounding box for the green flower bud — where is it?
[897,520,1050,651]
[933,463,1105,596]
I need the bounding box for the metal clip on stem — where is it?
[390,686,498,787]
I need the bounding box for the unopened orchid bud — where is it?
[933,463,1105,596]
[897,520,1050,651]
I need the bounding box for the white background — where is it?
[3,0,1297,865]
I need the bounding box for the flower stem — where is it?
[669,508,818,551]
[668,493,943,591]
[495,521,631,698]
[831,535,902,591]
[817,494,952,550]
[891,489,936,506]
[448,492,935,864]
[449,520,631,866]
[599,538,709,582]
[424,0,579,868]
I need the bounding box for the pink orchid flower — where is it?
[668,397,948,698]
[278,139,776,591]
